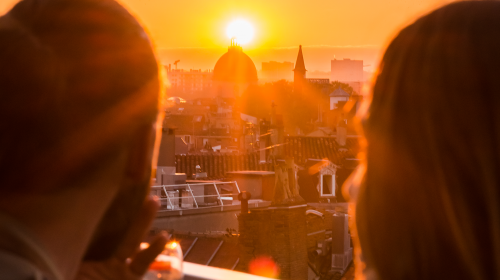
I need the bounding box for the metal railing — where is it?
[151,181,241,210]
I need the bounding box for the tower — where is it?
[293,45,307,93]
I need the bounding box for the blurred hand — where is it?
[75,196,168,280]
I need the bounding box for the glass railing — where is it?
[151,181,240,210]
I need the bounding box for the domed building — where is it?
[212,39,258,98]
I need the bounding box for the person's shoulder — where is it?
[0,250,50,280]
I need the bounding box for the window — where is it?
[185,135,191,144]
[321,174,335,197]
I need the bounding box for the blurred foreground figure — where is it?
[0,0,168,279]
[353,2,500,280]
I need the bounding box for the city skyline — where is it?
[1,0,453,72]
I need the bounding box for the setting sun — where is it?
[226,19,254,45]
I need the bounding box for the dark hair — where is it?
[356,2,500,279]
[0,0,160,193]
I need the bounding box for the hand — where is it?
[75,196,168,280]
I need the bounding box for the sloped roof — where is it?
[175,152,275,179]
[284,136,359,165]
[329,87,350,97]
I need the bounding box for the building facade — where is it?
[165,67,213,98]
[330,58,363,83]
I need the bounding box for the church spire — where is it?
[294,45,307,92]
[294,45,306,74]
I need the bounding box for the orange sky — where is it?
[1,0,453,71]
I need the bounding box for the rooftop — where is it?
[284,136,359,165]
[329,87,350,97]
[226,171,275,176]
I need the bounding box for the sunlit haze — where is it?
[227,19,254,45]
[0,0,454,71]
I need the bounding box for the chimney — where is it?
[238,191,251,214]
[157,127,176,166]
[237,204,308,279]
[336,115,347,146]
[331,213,353,273]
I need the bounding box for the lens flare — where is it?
[249,256,280,278]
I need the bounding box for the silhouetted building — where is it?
[293,45,307,93]
[213,39,258,98]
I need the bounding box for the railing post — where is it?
[187,183,198,208]
[163,186,174,210]
[234,181,241,193]
[213,183,223,206]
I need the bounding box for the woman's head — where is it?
[0,0,161,193]
[0,0,163,261]
[356,2,500,279]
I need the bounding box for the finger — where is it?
[129,231,169,276]
[115,195,160,261]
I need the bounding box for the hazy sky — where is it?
[1,0,454,71]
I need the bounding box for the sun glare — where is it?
[226,19,254,45]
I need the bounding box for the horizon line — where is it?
[158,44,380,50]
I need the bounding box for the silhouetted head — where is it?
[355,2,500,279]
[0,0,161,260]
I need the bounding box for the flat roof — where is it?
[226,171,275,176]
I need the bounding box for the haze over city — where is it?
[1,0,453,72]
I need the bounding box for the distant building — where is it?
[331,59,363,93]
[165,67,213,98]
[164,97,260,153]
[261,61,294,82]
[331,58,363,82]
[212,39,258,98]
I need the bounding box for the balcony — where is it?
[151,182,271,218]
